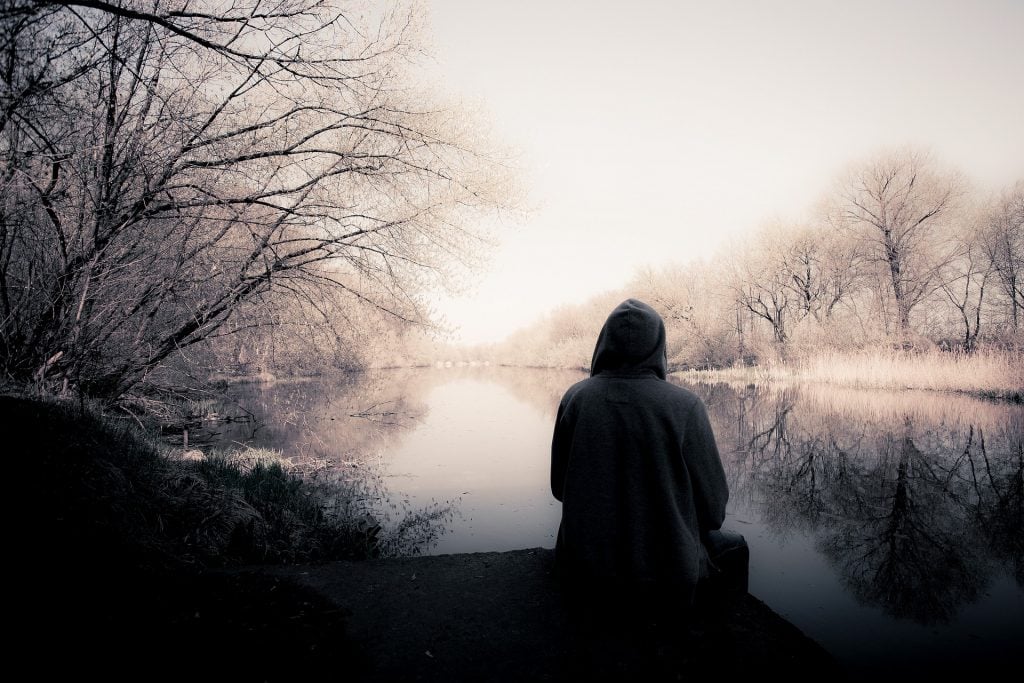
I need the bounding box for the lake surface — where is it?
[204,367,1023,678]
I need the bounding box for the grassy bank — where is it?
[679,348,1023,401]
[9,393,443,571]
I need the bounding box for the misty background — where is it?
[425,0,1023,345]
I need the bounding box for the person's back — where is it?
[551,298,733,610]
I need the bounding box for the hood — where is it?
[590,298,667,379]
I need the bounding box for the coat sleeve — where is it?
[682,399,729,533]
[550,397,572,502]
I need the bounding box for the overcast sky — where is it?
[418,0,1023,345]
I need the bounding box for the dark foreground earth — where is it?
[20,548,841,682]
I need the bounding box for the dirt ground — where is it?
[20,548,842,682]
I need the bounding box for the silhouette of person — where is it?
[551,299,747,620]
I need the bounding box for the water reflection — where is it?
[206,368,585,556]
[201,371,455,555]
[207,369,1022,630]
[378,375,569,554]
[207,366,583,461]
[206,370,434,464]
[682,379,1024,625]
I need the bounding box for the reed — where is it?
[684,348,1024,401]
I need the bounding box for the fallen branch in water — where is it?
[350,401,400,420]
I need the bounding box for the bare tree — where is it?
[764,221,865,325]
[777,226,825,323]
[834,148,962,335]
[939,238,990,351]
[730,234,792,344]
[633,263,738,367]
[0,0,516,398]
[978,181,1024,332]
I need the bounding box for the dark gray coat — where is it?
[551,299,728,604]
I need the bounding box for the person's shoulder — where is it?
[654,380,703,409]
[559,376,594,403]
[561,376,593,409]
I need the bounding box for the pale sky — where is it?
[420,0,1024,345]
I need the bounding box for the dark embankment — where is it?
[8,392,363,680]
[261,548,842,682]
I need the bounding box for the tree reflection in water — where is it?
[210,370,1022,614]
[207,367,591,556]
[967,427,1024,586]
[680,379,1024,625]
[205,370,462,556]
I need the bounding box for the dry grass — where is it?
[681,377,1022,433]
[683,348,1024,401]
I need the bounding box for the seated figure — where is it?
[551,298,747,616]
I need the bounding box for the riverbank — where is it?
[261,548,842,681]
[675,348,1023,401]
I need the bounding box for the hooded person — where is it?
[550,298,734,611]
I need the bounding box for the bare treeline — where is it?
[1,0,516,398]
[493,148,1022,370]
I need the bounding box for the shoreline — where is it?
[205,348,1023,404]
[258,547,842,681]
[21,548,842,681]
[674,368,1024,403]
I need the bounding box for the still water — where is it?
[206,367,1023,677]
